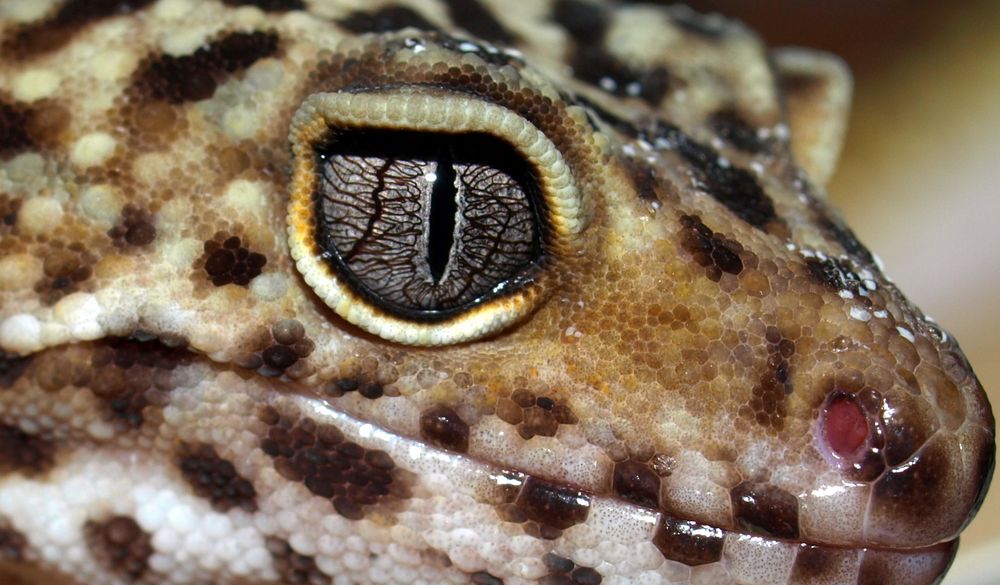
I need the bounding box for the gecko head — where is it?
[0,4,992,584]
[279,30,995,580]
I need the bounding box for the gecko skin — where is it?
[0,1,994,584]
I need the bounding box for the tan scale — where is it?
[0,1,993,585]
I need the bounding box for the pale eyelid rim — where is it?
[286,90,584,346]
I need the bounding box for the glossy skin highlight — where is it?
[0,1,993,584]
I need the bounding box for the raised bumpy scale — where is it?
[0,1,994,584]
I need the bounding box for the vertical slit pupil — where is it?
[427,148,458,284]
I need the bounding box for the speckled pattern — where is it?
[0,1,994,584]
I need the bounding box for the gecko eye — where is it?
[287,92,585,345]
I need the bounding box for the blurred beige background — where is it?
[678,1,1000,581]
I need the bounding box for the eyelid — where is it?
[287,90,586,345]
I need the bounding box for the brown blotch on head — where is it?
[177,443,257,512]
[0,352,31,389]
[679,214,744,282]
[805,255,865,296]
[2,0,156,59]
[221,0,305,11]
[730,480,800,539]
[709,108,771,154]
[0,99,70,159]
[0,521,28,562]
[807,195,876,265]
[260,408,410,520]
[130,30,279,104]
[338,5,440,35]
[0,100,34,158]
[34,241,98,305]
[84,515,153,582]
[612,459,661,509]
[419,405,470,453]
[744,334,794,432]
[266,537,329,584]
[652,515,724,566]
[0,424,55,476]
[89,337,193,428]
[646,122,785,235]
[552,0,671,106]
[108,204,156,248]
[500,476,590,539]
[621,156,661,204]
[196,232,267,287]
[441,0,517,45]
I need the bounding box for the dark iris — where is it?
[313,130,544,320]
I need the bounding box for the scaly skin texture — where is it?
[0,1,994,584]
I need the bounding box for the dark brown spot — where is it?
[2,0,156,59]
[0,196,22,229]
[177,443,257,512]
[85,515,153,582]
[709,109,770,154]
[870,439,950,529]
[806,193,875,264]
[338,6,440,34]
[622,157,660,202]
[805,255,866,296]
[262,344,298,370]
[612,459,661,509]
[267,537,329,584]
[0,522,27,562]
[0,100,33,158]
[108,205,156,248]
[0,424,55,475]
[647,123,782,233]
[552,0,672,106]
[790,545,850,583]
[652,515,724,566]
[442,0,516,45]
[746,336,794,431]
[358,382,384,399]
[262,410,408,520]
[513,477,590,534]
[320,378,375,397]
[34,242,98,305]
[496,391,577,440]
[731,481,800,539]
[131,31,279,104]
[89,337,193,428]
[199,232,267,287]
[420,405,470,453]
[679,214,745,282]
[0,352,31,389]
[221,0,304,11]
[542,552,602,585]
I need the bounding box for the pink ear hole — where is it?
[822,394,869,458]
